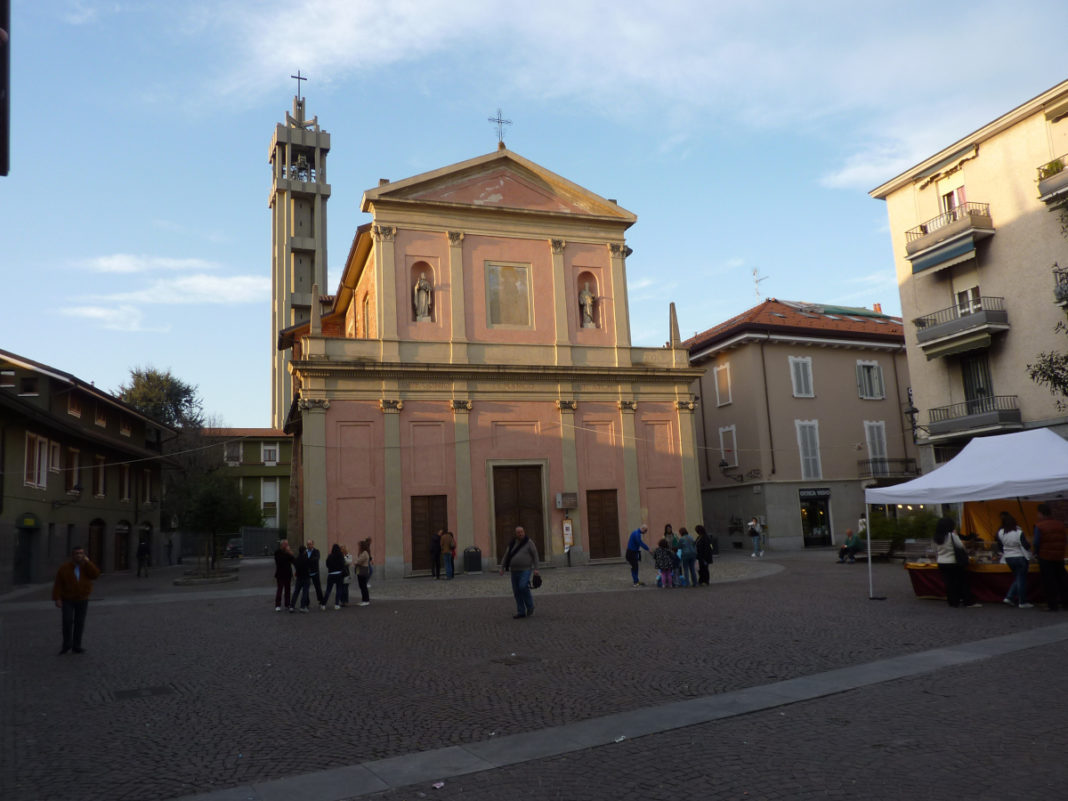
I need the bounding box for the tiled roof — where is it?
[684,299,904,355]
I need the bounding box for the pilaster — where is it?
[676,400,703,529]
[374,224,399,353]
[380,398,404,576]
[608,243,632,355]
[557,399,581,559]
[619,400,641,529]
[299,398,330,545]
[550,239,572,366]
[447,231,469,363]
[451,400,474,567]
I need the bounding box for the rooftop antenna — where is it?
[752,267,768,298]
[488,108,512,147]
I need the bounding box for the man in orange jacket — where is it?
[52,546,101,654]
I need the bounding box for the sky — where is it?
[3,1,1067,427]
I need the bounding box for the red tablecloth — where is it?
[906,562,1042,603]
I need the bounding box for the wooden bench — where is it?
[853,539,894,561]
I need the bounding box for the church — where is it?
[271,91,703,575]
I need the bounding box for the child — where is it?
[653,538,675,588]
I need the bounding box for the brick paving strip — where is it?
[170,621,1068,801]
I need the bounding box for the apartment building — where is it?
[870,79,1068,470]
[686,300,916,551]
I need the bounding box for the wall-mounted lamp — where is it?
[52,484,83,510]
[718,459,744,483]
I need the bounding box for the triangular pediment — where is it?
[362,149,635,223]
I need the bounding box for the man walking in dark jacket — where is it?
[53,546,101,654]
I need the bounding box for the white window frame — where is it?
[48,440,61,472]
[856,360,885,400]
[795,420,822,480]
[24,433,48,489]
[789,356,814,398]
[718,425,738,467]
[714,364,732,406]
[864,420,889,477]
[261,477,279,527]
[66,448,81,492]
[224,441,243,466]
[68,394,82,418]
[119,419,132,437]
[261,442,278,466]
[0,369,14,388]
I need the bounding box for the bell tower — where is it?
[269,76,330,428]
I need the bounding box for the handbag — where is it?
[531,572,542,589]
[952,534,970,565]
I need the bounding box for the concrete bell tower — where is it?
[269,79,330,428]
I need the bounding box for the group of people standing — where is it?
[626,523,715,588]
[429,529,457,580]
[272,538,373,612]
[935,504,1068,610]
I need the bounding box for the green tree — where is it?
[118,366,205,429]
[1028,320,1068,410]
[180,472,262,572]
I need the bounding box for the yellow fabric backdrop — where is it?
[961,500,1040,541]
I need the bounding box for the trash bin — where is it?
[463,546,482,574]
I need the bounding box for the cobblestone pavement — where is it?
[1,551,1063,801]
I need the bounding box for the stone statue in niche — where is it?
[579,281,597,328]
[413,272,433,321]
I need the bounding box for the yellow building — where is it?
[871,79,1068,470]
[272,96,703,575]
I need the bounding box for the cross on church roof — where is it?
[291,70,307,100]
[488,108,512,144]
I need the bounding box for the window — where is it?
[49,441,61,472]
[24,433,48,489]
[789,356,814,397]
[957,286,981,316]
[95,406,107,428]
[224,441,242,465]
[486,262,531,327]
[795,420,822,480]
[856,361,885,400]
[93,456,107,497]
[261,442,278,466]
[119,419,132,437]
[19,376,38,396]
[714,364,732,406]
[262,477,279,527]
[718,425,738,467]
[865,421,889,477]
[141,470,152,504]
[0,369,14,387]
[66,448,81,492]
[120,464,131,501]
[68,394,82,418]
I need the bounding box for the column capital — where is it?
[556,399,577,412]
[298,398,331,412]
[608,242,632,259]
[447,230,465,245]
[676,400,696,412]
[451,399,472,413]
[550,238,566,255]
[373,224,397,242]
[379,399,404,413]
[618,400,637,413]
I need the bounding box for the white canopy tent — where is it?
[865,428,1068,505]
[861,428,1068,599]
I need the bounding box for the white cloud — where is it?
[61,305,170,333]
[80,254,222,274]
[86,274,269,304]
[61,0,101,25]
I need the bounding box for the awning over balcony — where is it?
[910,237,976,274]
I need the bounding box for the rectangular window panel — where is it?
[0,369,14,387]
[718,425,738,467]
[68,394,82,417]
[795,420,822,480]
[486,263,531,327]
[24,433,47,488]
[865,421,888,477]
[94,456,107,497]
[261,442,278,465]
[224,441,242,465]
[789,356,814,397]
[856,361,885,399]
[142,470,152,504]
[121,464,131,501]
[49,441,61,472]
[714,364,732,406]
[66,449,81,492]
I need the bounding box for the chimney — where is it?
[873,303,883,313]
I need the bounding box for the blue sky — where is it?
[3,1,1067,426]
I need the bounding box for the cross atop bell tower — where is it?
[269,77,331,428]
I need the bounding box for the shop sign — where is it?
[798,488,831,499]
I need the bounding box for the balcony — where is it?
[927,395,1022,438]
[912,296,1009,360]
[1054,264,1068,309]
[904,202,995,274]
[857,457,919,479]
[1038,154,1068,208]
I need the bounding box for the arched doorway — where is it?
[114,521,131,571]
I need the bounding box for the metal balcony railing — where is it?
[928,395,1019,423]
[912,296,1005,330]
[1037,154,1068,182]
[857,458,919,478]
[905,202,991,243]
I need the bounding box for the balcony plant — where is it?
[1039,158,1066,181]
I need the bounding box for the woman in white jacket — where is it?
[933,516,981,608]
[996,511,1033,608]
